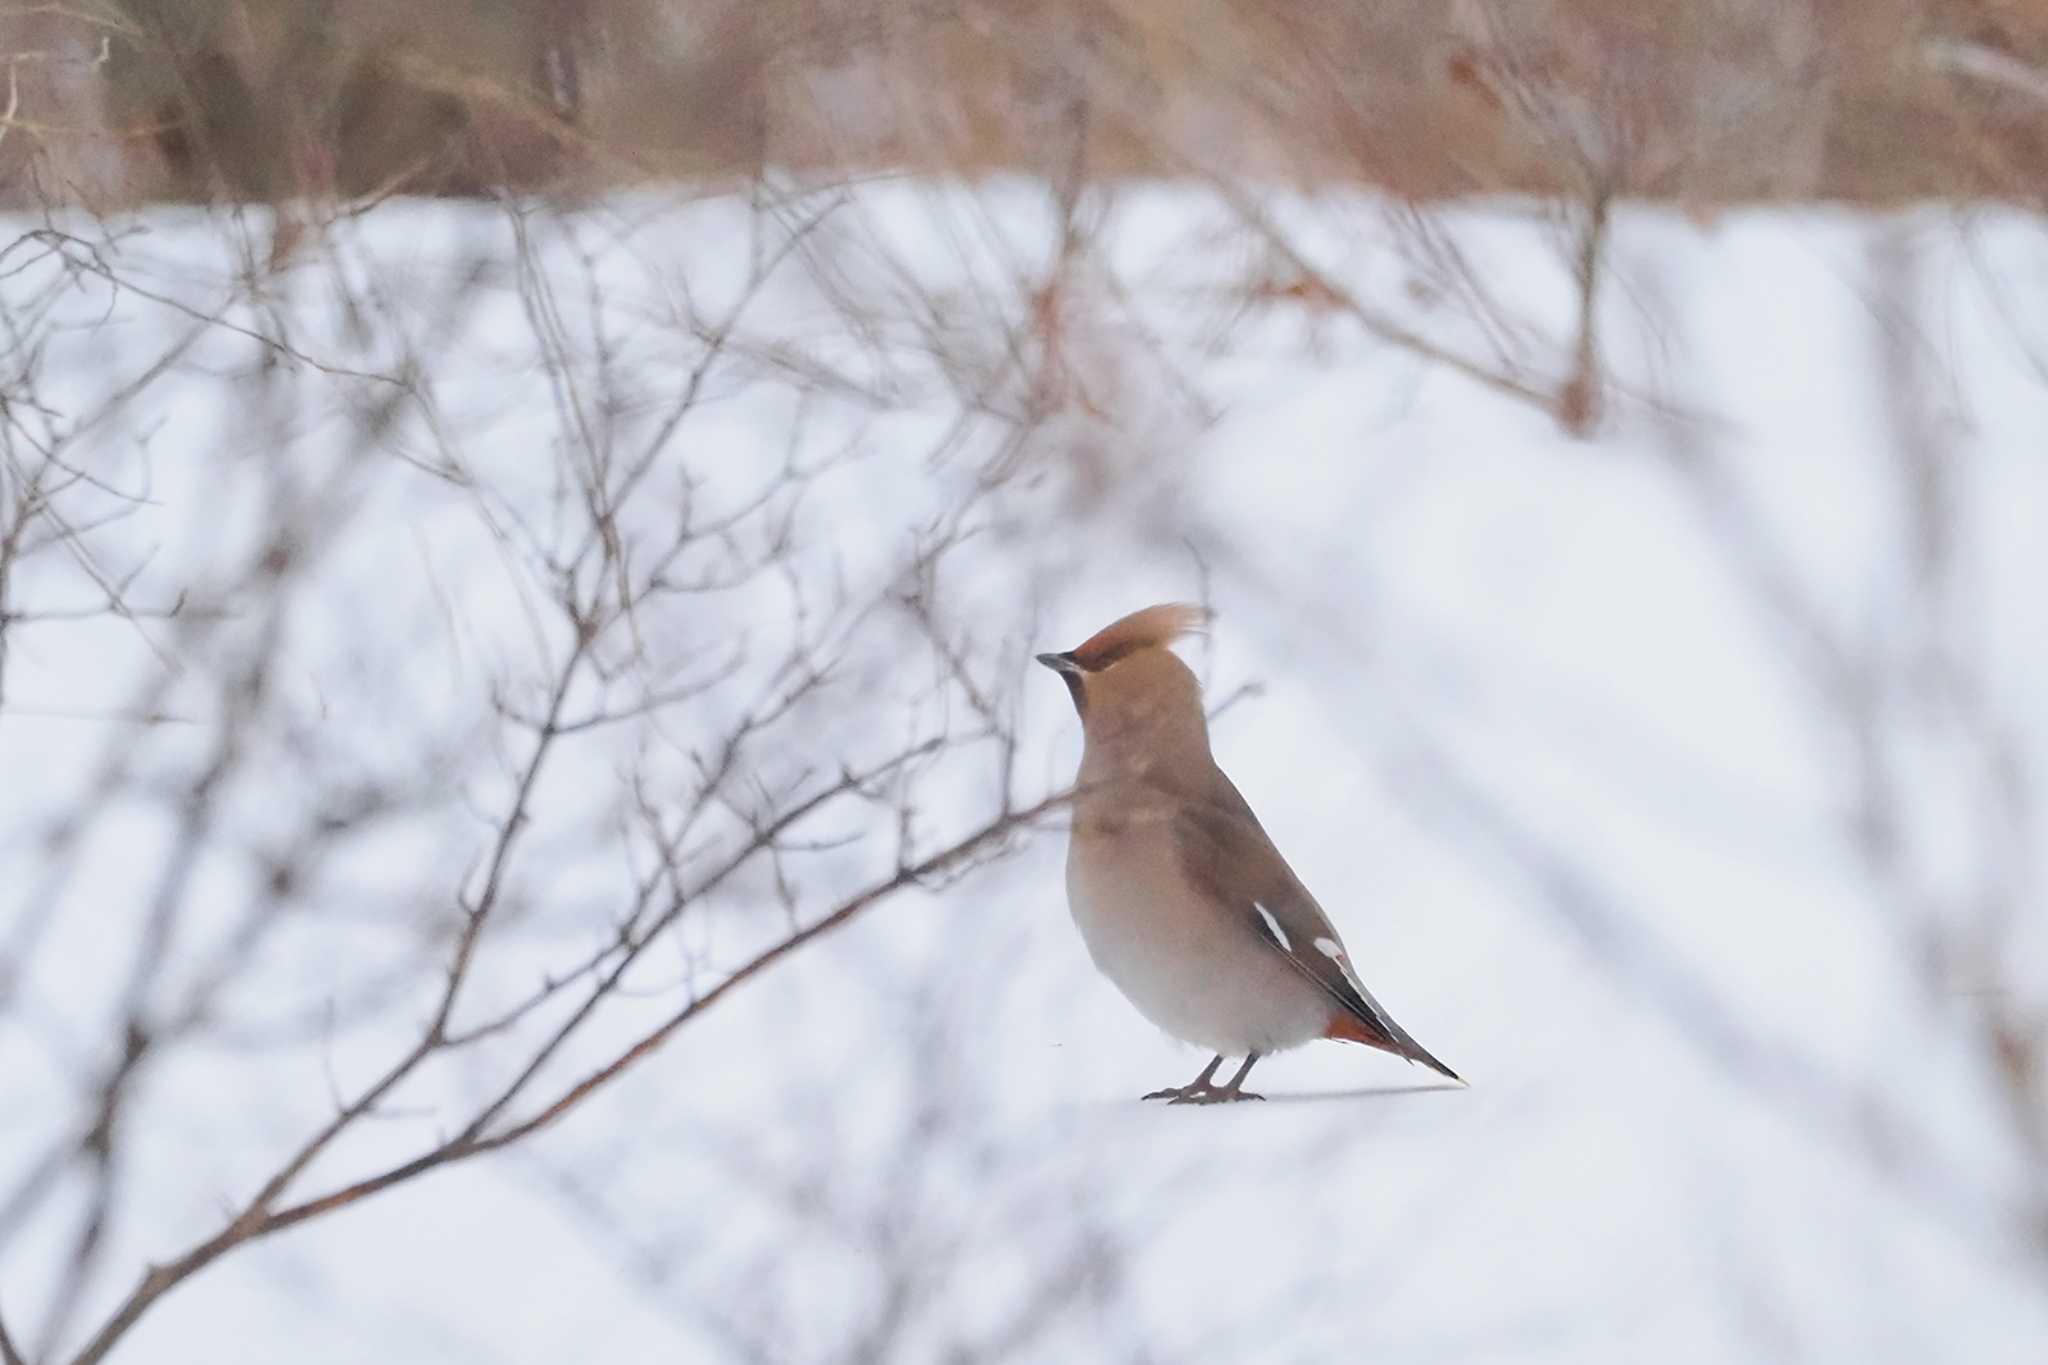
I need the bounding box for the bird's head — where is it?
[1037,603,1211,754]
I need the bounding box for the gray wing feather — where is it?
[1169,772,1458,1079]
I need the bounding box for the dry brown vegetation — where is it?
[5,0,2048,209]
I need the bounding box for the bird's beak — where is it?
[1035,651,1081,675]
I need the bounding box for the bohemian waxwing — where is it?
[1038,603,1460,1103]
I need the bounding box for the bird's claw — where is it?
[1143,1086,1266,1105]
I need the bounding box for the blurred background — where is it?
[2,3,2047,1363]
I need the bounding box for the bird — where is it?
[1037,603,1460,1103]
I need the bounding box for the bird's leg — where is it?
[1143,1054,1223,1102]
[1143,1053,1266,1104]
[1210,1051,1264,1103]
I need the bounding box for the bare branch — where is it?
[60,775,1069,1365]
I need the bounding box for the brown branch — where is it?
[225,632,590,1228]
[1192,169,1557,411]
[18,231,411,387]
[1557,180,1612,436]
[60,781,1070,1365]
[290,783,1075,1216]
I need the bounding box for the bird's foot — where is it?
[1142,1084,1266,1105]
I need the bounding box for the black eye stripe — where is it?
[1059,670,1087,717]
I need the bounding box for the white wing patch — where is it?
[1315,936,1369,994]
[1254,902,1291,951]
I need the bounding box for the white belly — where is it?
[1065,829,1328,1056]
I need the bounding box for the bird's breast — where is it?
[1063,822,1327,1056]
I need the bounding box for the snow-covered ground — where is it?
[2,184,2045,1363]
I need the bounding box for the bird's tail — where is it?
[1327,1008,1462,1083]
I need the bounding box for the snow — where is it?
[2,184,2046,1363]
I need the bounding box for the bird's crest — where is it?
[1069,603,1210,671]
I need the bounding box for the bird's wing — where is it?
[1170,773,1459,1080]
